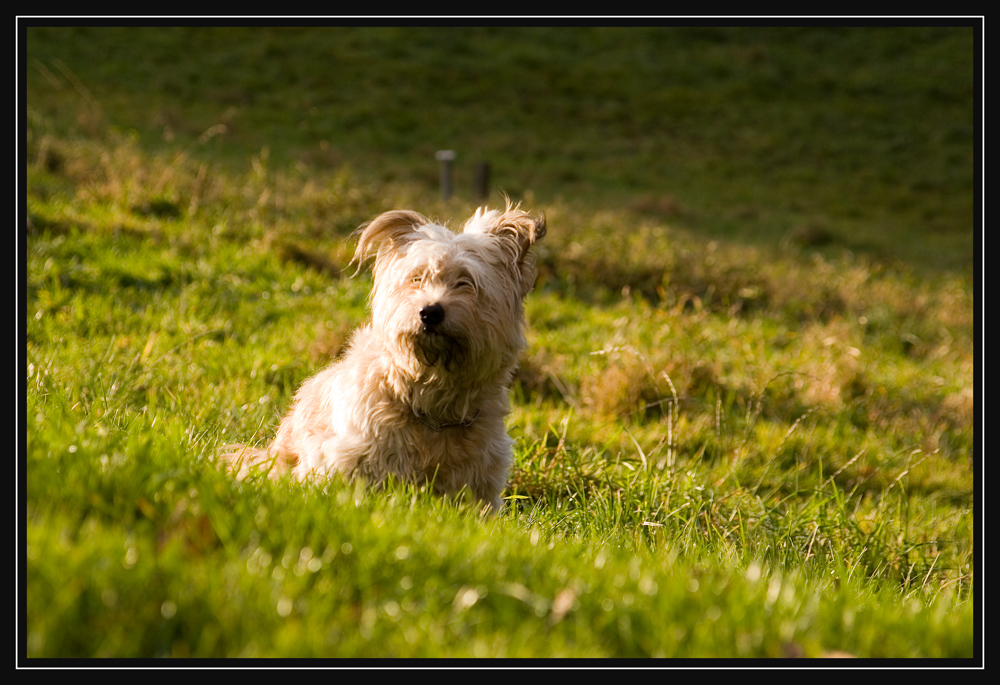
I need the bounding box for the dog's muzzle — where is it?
[414,303,463,370]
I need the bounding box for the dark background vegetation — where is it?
[26,24,976,274]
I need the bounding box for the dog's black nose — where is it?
[420,303,445,331]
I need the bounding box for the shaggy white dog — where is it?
[222,203,545,511]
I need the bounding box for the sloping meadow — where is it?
[26,128,974,659]
[25,26,975,660]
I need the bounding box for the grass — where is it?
[26,25,975,274]
[23,25,977,661]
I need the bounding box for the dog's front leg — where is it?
[288,430,369,480]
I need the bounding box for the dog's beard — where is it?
[413,330,465,372]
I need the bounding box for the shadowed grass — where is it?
[26,25,975,275]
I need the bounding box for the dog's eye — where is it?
[456,277,475,290]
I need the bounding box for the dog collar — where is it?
[416,408,481,432]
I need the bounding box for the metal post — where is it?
[435,150,456,201]
[474,161,491,202]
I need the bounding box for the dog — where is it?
[221,202,545,512]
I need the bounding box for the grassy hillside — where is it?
[26,25,975,274]
[24,26,977,660]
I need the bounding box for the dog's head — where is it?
[354,202,545,380]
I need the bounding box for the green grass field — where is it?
[24,25,977,660]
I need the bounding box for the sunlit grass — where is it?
[24,26,975,660]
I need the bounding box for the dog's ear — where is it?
[353,210,429,265]
[467,204,546,259]
[470,203,546,298]
[500,209,547,263]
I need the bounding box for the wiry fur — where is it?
[220,202,545,511]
